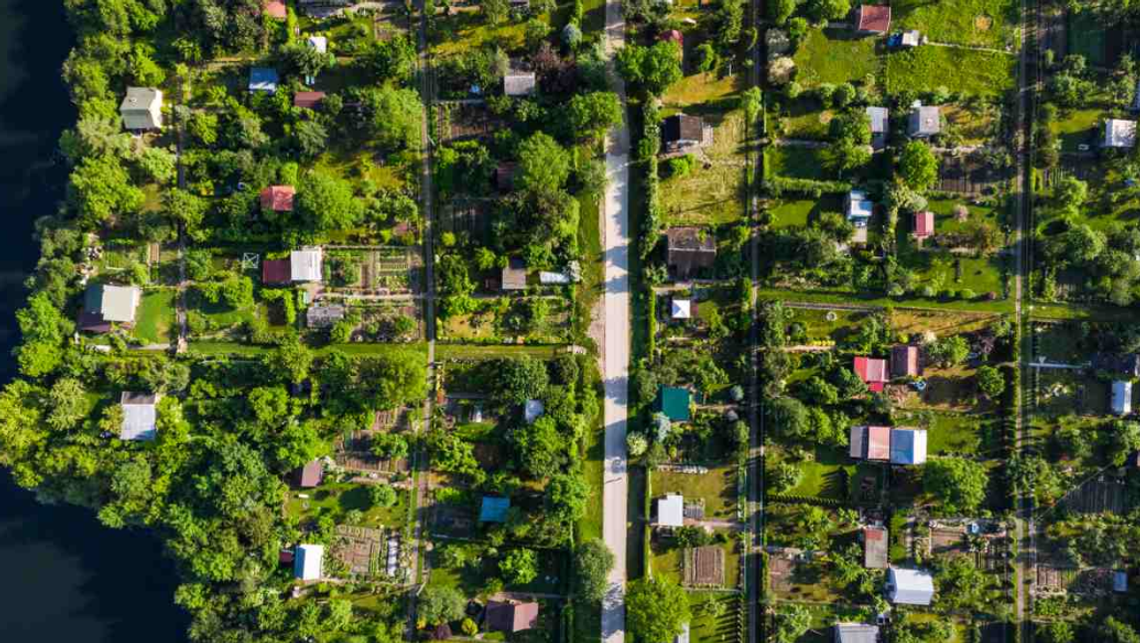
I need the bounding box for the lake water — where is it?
[0,1,187,639]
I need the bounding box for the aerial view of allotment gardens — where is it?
[15,0,1140,642]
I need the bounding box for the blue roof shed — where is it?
[250,67,279,93]
[479,496,510,523]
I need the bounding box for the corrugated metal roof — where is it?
[291,249,323,282]
[657,494,684,527]
[294,544,324,580]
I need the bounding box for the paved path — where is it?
[601,0,630,641]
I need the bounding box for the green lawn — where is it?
[893,0,1020,49]
[885,46,1016,97]
[659,110,749,226]
[1049,107,1103,153]
[784,446,854,500]
[687,593,741,643]
[792,28,882,88]
[653,465,738,520]
[766,146,830,181]
[431,10,528,56]
[285,480,410,531]
[768,194,845,229]
[134,289,176,344]
[896,222,1005,297]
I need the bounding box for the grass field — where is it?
[792,28,882,88]
[653,465,738,521]
[431,11,527,56]
[896,222,1005,296]
[285,480,410,531]
[1068,9,1107,67]
[893,0,1019,49]
[662,70,744,109]
[134,289,176,344]
[768,194,845,229]
[659,109,749,226]
[766,145,830,181]
[885,46,1016,97]
[1048,107,1103,153]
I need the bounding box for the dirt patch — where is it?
[684,545,726,586]
[975,15,993,31]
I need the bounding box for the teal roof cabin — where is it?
[479,496,510,523]
[657,386,691,422]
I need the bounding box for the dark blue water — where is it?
[0,1,186,640]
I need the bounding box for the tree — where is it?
[1101,618,1140,643]
[281,41,334,79]
[499,548,539,585]
[371,433,409,460]
[626,576,691,643]
[898,141,939,192]
[69,154,144,226]
[772,604,811,643]
[46,378,87,431]
[363,36,417,84]
[482,0,510,24]
[927,335,970,367]
[516,132,571,194]
[544,473,590,524]
[264,336,314,383]
[514,415,566,478]
[1039,621,1075,643]
[769,396,811,441]
[769,0,796,23]
[361,86,423,150]
[627,432,648,457]
[370,484,398,508]
[807,0,850,22]
[1107,421,1140,467]
[294,120,328,159]
[770,462,804,493]
[495,357,550,405]
[418,586,465,625]
[568,92,623,143]
[975,366,1005,399]
[575,540,615,601]
[923,457,989,514]
[296,171,364,232]
[616,42,683,96]
[164,188,209,241]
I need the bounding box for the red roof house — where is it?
[293,459,323,488]
[914,211,935,239]
[855,5,891,34]
[293,91,327,109]
[260,185,295,212]
[854,356,889,392]
[485,601,539,633]
[659,30,684,46]
[863,526,888,568]
[262,259,292,285]
[850,425,891,460]
[264,0,287,19]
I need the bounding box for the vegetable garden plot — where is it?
[936,154,1008,195]
[436,102,504,144]
[1059,477,1127,516]
[439,199,492,241]
[334,409,412,474]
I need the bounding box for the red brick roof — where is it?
[260,185,295,212]
[914,211,935,238]
[264,0,287,19]
[262,259,291,284]
[294,91,327,109]
[854,356,889,385]
[856,5,891,33]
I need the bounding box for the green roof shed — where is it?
[658,386,691,422]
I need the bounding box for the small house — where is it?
[293,459,323,488]
[250,67,279,93]
[264,0,287,18]
[307,36,327,54]
[1093,353,1140,377]
[854,4,891,34]
[671,298,692,320]
[485,601,539,633]
[1113,380,1133,416]
[887,567,934,605]
[863,527,888,569]
[120,392,159,441]
[524,399,545,424]
[509,0,531,9]
[900,30,923,47]
[306,304,345,329]
[657,386,691,422]
[120,87,163,130]
[539,271,571,285]
[79,284,142,332]
[260,185,295,212]
[665,227,716,280]
[291,248,324,282]
[849,425,891,461]
[891,345,921,378]
[890,428,928,465]
[1115,571,1129,593]
[845,190,874,227]
[1103,119,1137,149]
[908,105,940,138]
[659,30,684,47]
[866,106,888,151]
[294,544,324,581]
[504,69,536,97]
[294,91,327,109]
[655,493,684,528]
[495,162,518,192]
[501,257,528,291]
[834,623,880,643]
[479,496,511,523]
[661,114,710,154]
[853,356,889,392]
[913,211,935,239]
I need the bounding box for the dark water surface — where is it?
[0,1,187,640]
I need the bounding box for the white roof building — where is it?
[291,248,323,282]
[1104,119,1137,149]
[900,30,922,47]
[539,271,571,284]
[120,87,163,130]
[294,544,324,581]
[671,299,691,319]
[307,36,328,53]
[524,399,545,424]
[101,285,142,323]
[845,190,874,225]
[656,493,684,528]
[834,623,880,643]
[120,392,159,441]
[504,71,536,97]
[1113,380,1133,416]
[887,567,934,605]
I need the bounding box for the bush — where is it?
[369,484,398,508]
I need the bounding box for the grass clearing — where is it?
[893,0,1019,49]
[1049,107,1103,153]
[134,289,176,344]
[653,465,738,520]
[766,145,830,181]
[285,480,410,531]
[792,28,882,88]
[659,109,748,226]
[885,46,1016,97]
